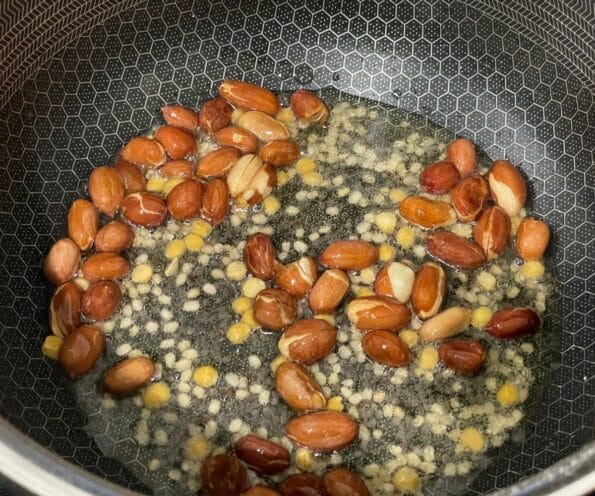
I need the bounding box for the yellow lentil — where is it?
[193,366,218,388]
[41,335,63,360]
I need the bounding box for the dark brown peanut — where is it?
[438,339,486,375]
[450,176,490,222]
[362,330,411,368]
[426,231,486,270]
[81,280,121,321]
[279,474,327,496]
[485,307,541,339]
[244,233,276,280]
[49,282,82,338]
[166,179,203,221]
[199,97,233,134]
[200,454,250,496]
[234,435,290,475]
[59,324,105,379]
[201,178,230,226]
[324,468,370,496]
[419,160,459,194]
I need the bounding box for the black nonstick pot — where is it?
[0,1,593,495]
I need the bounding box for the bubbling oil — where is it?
[73,90,554,495]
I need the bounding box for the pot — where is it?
[0,1,593,495]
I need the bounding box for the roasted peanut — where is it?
[103,356,155,396]
[319,240,378,270]
[426,231,486,270]
[362,330,411,368]
[446,138,478,177]
[278,319,337,364]
[419,160,459,194]
[122,192,167,227]
[166,179,204,221]
[196,147,241,178]
[49,282,82,338]
[200,454,250,496]
[309,269,349,314]
[290,89,329,126]
[279,474,326,496]
[253,288,297,331]
[215,126,259,153]
[275,361,326,413]
[198,96,233,134]
[245,486,281,496]
[473,206,511,259]
[81,280,121,321]
[286,411,358,453]
[94,221,134,253]
[162,104,199,131]
[120,137,166,168]
[515,218,550,261]
[154,125,197,160]
[399,196,456,229]
[67,199,98,251]
[275,256,318,298]
[451,175,490,222]
[114,160,146,194]
[81,252,129,282]
[373,262,415,303]
[219,80,280,115]
[244,233,276,280]
[438,339,486,375]
[485,307,540,339]
[88,166,125,217]
[160,159,194,178]
[237,111,290,142]
[419,307,472,342]
[44,238,80,285]
[411,262,446,320]
[226,154,276,206]
[201,178,230,226]
[324,468,371,496]
[347,296,411,331]
[260,139,300,167]
[59,324,105,379]
[488,160,527,217]
[234,435,290,475]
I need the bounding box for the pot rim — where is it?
[0,416,593,496]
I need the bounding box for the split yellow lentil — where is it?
[193,366,218,388]
[41,335,63,360]
[143,382,171,409]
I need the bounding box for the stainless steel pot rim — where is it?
[1,417,594,496]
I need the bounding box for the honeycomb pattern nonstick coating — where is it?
[0,0,593,494]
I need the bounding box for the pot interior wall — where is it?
[0,0,593,494]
